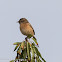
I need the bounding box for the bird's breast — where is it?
[20,23,34,36]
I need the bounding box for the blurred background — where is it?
[0,0,62,62]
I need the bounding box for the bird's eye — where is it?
[20,19,21,20]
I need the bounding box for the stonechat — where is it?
[18,18,36,40]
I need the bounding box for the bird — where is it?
[18,18,36,40]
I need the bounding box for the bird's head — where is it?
[18,18,28,24]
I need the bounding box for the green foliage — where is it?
[31,45,35,62]
[13,42,21,45]
[27,42,31,61]
[20,48,27,59]
[32,38,39,46]
[10,60,14,62]
[17,45,21,55]
[10,39,46,62]
[14,45,19,51]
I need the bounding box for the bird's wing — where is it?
[28,23,35,35]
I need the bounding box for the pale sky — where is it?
[0,0,62,62]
